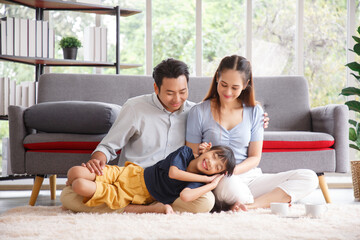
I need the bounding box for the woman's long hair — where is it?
[203,55,256,107]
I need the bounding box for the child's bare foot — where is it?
[61,205,68,211]
[65,180,70,186]
[152,202,174,214]
[164,204,174,214]
[231,201,247,212]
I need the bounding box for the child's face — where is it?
[196,150,227,175]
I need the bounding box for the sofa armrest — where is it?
[8,105,27,174]
[310,104,349,173]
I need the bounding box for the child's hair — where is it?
[210,145,236,176]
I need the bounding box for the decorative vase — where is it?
[62,47,78,60]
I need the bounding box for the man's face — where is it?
[154,75,188,113]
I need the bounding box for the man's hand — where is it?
[82,158,106,176]
[263,112,270,129]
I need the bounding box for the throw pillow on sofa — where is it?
[24,101,121,134]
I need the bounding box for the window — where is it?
[103,0,146,75]
[152,0,196,74]
[304,0,347,107]
[252,0,296,76]
[202,0,246,76]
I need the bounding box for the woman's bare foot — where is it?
[231,201,247,212]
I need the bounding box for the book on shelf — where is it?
[20,18,29,57]
[0,78,37,113]
[14,18,20,56]
[2,137,12,176]
[20,82,29,108]
[3,77,9,115]
[48,28,54,58]
[27,81,36,107]
[94,27,101,62]
[28,19,36,57]
[1,20,6,55]
[35,81,38,103]
[15,84,21,106]
[84,26,95,61]
[84,26,107,62]
[36,20,42,58]
[0,77,4,115]
[6,17,14,55]
[100,27,107,62]
[9,79,16,106]
[42,21,48,58]
[1,18,53,58]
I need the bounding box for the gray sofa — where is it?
[8,73,349,205]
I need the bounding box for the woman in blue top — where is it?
[186,55,318,211]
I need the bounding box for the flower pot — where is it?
[62,47,78,60]
[351,160,360,201]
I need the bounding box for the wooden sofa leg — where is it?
[318,173,332,203]
[49,175,57,200]
[29,175,44,206]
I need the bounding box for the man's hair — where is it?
[210,145,236,176]
[152,58,190,90]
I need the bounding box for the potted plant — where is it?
[59,36,82,60]
[340,26,360,200]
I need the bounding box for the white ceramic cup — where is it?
[305,204,328,218]
[270,202,289,216]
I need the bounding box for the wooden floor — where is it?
[0,187,359,214]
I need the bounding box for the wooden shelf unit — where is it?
[0,0,142,81]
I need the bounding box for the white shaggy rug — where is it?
[0,204,359,240]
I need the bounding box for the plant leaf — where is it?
[350,73,360,81]
[341,87,360,96]
[353,36,360,43]
[355,44,360,56]
[349,119,358,126]
[350,144,360,151]
[357,123,360,138]
[345,100,360,113]
[346,62,360,73]
[350,127,357,141]
[356,136,360,150]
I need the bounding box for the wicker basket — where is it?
[351,161,360,200]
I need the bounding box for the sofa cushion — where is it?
[263,131,334,150]
[23,133,105,150]
[24,101,121,134]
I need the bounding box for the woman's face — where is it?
[217,69,246,103]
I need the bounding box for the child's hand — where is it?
[263,112,270,128]
[199,142,212,154]
[205,174,218,183]
[209,174,224,187]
